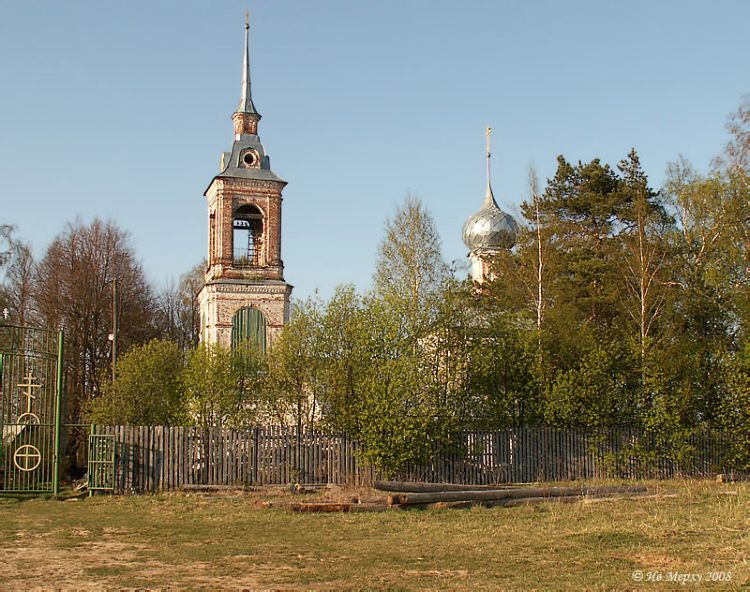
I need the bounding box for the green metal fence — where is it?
[0,324,64,495]
[88,430,115,493]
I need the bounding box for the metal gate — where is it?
[88,431,115,493]
[0,324,64,495]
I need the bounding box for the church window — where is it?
[240,149,259,167]
[209,211,216,264]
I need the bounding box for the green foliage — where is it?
[263,297,324,428]
[311,286,372,432]
[374,194,450,336]
[545,337,636,428]
[88,339,185,425]
[535,156,630,325]
[257,278,464,474]
[461,304,541,429]
[88,338,267,428]
[253,139,745,473]
[181,343,258,428]
[339,295,453,475]
[355,367,439,476]
[716,342,750,469]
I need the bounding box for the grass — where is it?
[0,480,748,590]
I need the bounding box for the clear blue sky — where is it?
[1,1,748,300]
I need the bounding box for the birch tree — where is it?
[374,194,449,338]
[618,150,672,358]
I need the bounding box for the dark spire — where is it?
[237,11,259,115]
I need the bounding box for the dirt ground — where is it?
[0,481,748,590]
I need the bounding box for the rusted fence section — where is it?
[98,426,731,494]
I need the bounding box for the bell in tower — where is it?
[197,14,292,351]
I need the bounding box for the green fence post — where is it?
[52,329,64,496]
[0,353,3,467]
[89,424,96,497]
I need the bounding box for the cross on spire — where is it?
[484,126,499,207]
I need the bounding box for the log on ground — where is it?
[478,495,586,508]
[374,481,518,493]
[180,484,247,493]
[395,500,474,511]
[290,502,353,513]
[290,502,387,513]
[479,489,651,508]
[389,484,647,506]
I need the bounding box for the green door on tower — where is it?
[230,307,267,353]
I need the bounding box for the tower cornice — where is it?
[204,176,287,198]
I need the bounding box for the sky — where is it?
[1,0,748,301]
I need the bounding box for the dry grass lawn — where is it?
[0,480,748,590]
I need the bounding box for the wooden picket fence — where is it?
[96,426,732,494]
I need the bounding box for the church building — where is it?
[197,17,292,351]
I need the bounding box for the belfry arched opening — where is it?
[233,205,264,267]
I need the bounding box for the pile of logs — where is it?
[376,481,648,510]
[287,481,648,512]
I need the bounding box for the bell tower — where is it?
[197,14,292,350]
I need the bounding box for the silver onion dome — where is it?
[463,127,519,251]
[462,201,519,251]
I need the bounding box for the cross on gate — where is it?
[13,444,42,472]
[16,371,41,424]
